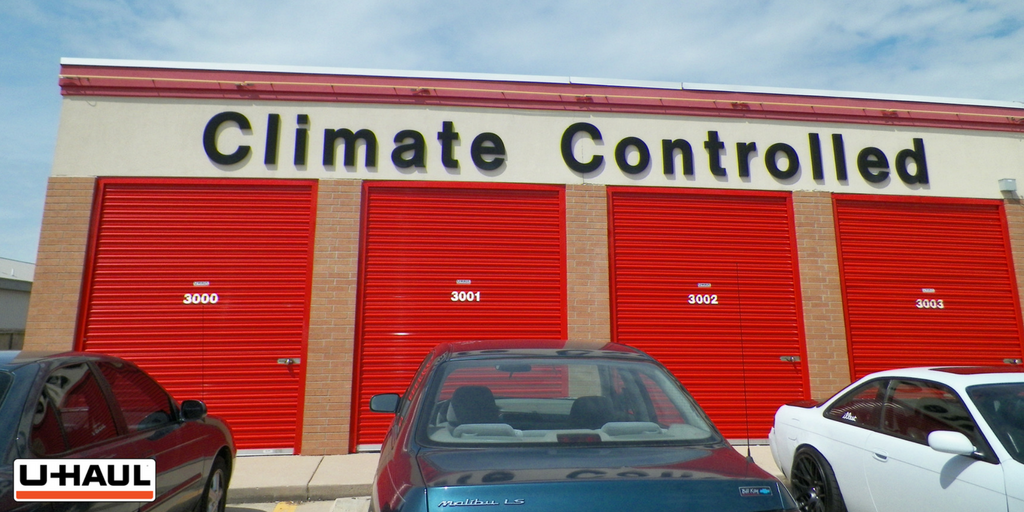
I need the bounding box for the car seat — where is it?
[570,396,615,429]
[447,386,501,425]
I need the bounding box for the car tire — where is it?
[197,457,229,512]
[789,447,846,512]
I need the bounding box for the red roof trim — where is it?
[59,64,1024,133]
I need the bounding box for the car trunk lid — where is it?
[418,445,794,511]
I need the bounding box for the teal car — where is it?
[369,340,796,512]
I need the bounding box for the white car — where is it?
[769,366,1024,512]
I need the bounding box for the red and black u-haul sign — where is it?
[15,459,155,502]
[834,195,1024,378]
[77,178,317,453]
[608,188,809,439]
[352,182,567,451]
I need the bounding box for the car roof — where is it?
[862,366,1024,388]
[434,340,650,361]
[0,350,123,371]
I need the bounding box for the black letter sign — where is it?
[765,143,799,180]
[895,138,928,184]
[203,112,251,165]
[471,133,506,170]
[438,121,460,169]
[704,131,727,177]
[615,137,650,175]
[561,123,603,174]
[392,130,426,169]
[857,147,890,183]
[323,128,378,167]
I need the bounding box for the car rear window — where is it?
[418,357,719,446]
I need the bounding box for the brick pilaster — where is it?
[792,191,852,399]
[24,177,95,352]
[565,184,611,343]
[301,179,362,454]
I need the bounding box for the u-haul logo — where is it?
[15,459,156,502]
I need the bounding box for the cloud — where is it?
[2,0,1024,261]
[22,0,1024,99]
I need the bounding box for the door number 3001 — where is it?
[451,291,481,302]
[183,293,219,304]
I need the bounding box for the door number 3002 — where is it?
[688,294,718,305]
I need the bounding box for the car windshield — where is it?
[967,382,1024,464]
[417,357,719,446]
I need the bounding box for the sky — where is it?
[2,0,1024,264]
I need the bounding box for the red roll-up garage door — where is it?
[353,183,567,451]
[608,188,809,440]
[834,195,1024,379]
[78,178,316,454]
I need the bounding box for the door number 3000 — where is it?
[183,293,219,304]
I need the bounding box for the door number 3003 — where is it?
[916,298,944,309]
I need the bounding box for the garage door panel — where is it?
[609,188,808,439]
[353,183,567,450]
[79,178,316,453]
[834,196,1024,377]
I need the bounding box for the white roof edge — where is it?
[59,57,573,85]
[684,82,1024,110]
[569,76,682,90]
[0,258,35,282]
[61,58,1024,109]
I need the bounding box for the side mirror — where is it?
[180,399,208,421]
[370,393,401,414]
[928,430,975,456]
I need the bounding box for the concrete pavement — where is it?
[228,453,380,503]
[226,445,786,504]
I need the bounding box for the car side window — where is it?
[31,392,67,455]
[825,379,887,430]
[31,363,118,454]
[883,379,984,450]
[98,362,175,432]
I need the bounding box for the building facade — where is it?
[24,59,1024,455]
[0,257,34,350]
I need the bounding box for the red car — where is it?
[0,351,235,512]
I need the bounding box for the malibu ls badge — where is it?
[438,498,526,507]
[15,459,156,502]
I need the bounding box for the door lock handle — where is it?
[277,358,301,365]
[1004,358,1023,365]
[779,356,801,363]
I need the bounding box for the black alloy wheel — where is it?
[789,447,846,512]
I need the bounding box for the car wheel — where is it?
[789,447,846,512]
[197,457,228,512]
